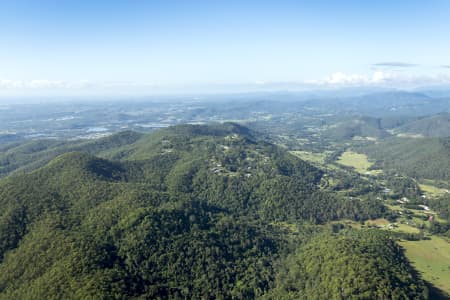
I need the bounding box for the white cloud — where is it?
[0,80,25,89]
[327,72,369,85]
[315,71,395,86]
[0,79,154,91]
[29,80,65,89]
[2,71,450,95]
[0,79,92,89]
[371,71,389,83]
[310,71,450,88]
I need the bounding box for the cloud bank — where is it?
[308,71,450,88]
[2,71,450,95]
[0,80,93,90]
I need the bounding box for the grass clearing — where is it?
[368,220,422,234]
[290,150,326,164]
[336,151,381,175]
[419,183,448,197]
[386,204,403,211]
[400,236,450,296]
[390,223,421,234]
[365,218,389,226]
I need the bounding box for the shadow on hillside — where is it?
[399,244,449,300]
[426,281,450,300]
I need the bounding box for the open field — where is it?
[336,151,382,175]
[390,223,421,234]
[365,218,422,234]
[419,183,449,197]
[365,218,389,226]
[290,150,326,164]
[386,204,402,211]
[400,236,450,297]
[387,204,447,225]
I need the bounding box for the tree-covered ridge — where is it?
[360,137,450,180]
[0,200,284,299]
[265,230,428,300]
[322,116,390,140]
[0,123,419,299]
[427,194,450,238]
[396,112,450,137]
[0,130,143,177]
[0,125,383,258]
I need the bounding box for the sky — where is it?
[1,0,450,95]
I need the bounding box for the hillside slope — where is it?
[0,131,143,177]
[266,230,428,299]
[396,113,450,137]
[0,123,419,299]
[323,116,389,140]
[360,137,450,180]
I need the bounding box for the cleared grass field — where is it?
[390,223,421,234]
[336,151,382,175]
[419,183,448,197]
[290,150,326,164]
[367,219,422,234]
[365,218,389,226]
[400,236,450,297]
[386,204,402,211]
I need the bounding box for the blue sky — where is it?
[1,0,450,95]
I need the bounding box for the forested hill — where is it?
[0,123,257,177]
[0,130,144,177]
[266,230,428,299]
[0,123,423,299]
[360,136,450,180]
[396,112,450,137]
[322,116,389,140]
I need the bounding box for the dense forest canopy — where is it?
[360,137,450,180]
[0,123,424,299]
[266,230,427,299]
